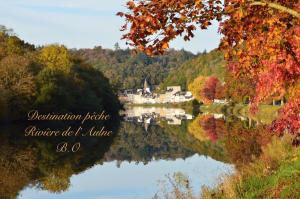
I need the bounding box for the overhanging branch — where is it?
[250,1,300,19]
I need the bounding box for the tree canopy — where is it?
[119,0,300,134]
[73,47,195,90]
[0,27,120,122]
[160,49,225,90]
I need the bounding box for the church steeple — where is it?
[143,78,151,93]
[144,78,149,90]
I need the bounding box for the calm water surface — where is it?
[1,106,241,199]
[20,155,233,199]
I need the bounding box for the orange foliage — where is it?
[119,0,300,134]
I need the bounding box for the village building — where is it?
[123,106,194,130]
[119,79,194,104]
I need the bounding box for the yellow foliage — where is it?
[188,115,209,141]
[6,36,23,55]
[41,163,73,193]
[39,44,72,73]
[287,77,300,99]
[188,75,207,103]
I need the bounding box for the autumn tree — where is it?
[6,36,25,55]
[224,72,255,104]
[0,55,36,120]
[188,75,207,103]
[119,0,300,134]
[202,76,220,102]
[39,44,72,73]
[0,26,34,59]
[0,29,121,122]
[188,75,222,104]
[215,79,225,100]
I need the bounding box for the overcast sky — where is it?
[0,0,221,54]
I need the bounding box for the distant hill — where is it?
[159,50,226,91]
[72,47,195,90]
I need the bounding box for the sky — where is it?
[0,0,221,54]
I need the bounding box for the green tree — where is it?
[160,50,225,90]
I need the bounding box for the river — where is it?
[1,105,264,199]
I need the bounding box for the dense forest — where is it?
[73,46,195,90]
[0,26,120,122]
[159,50,225,91]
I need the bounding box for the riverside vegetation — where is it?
[1,0,300,195]
[118,0,300,198]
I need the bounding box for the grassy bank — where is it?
[201,135,300,199]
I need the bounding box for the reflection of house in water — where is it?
[119,79,194,104]
[123,106,193,130]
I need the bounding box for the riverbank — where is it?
[201,134,300,199]
[158,134,300,199]
[124,100,200,115]
[200,103,281,124]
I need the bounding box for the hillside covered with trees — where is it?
[0,26,120,122]
[73,46,195,90]
[159,50,225,91]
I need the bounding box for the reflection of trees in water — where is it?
[1,116,227,198]
[0,111,273,198]
[159,120,228,163]
[104,120,228,165]
[0,138,36,199]
[221,117,272,167]
[187,114,273,167]
[0,119,120,199]
[104,122,195,165]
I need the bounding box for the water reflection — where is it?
[123,106,193,127]
[0,120,119,199]
[20,155,233,199]
[188,113,272,167]
[0,105,271,199]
